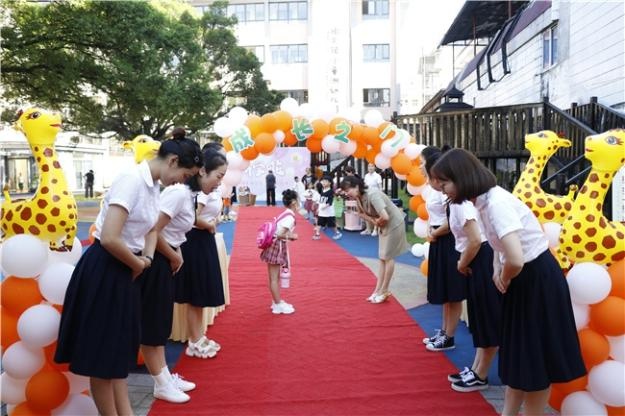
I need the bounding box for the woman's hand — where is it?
[207,220,216,234]
[170,249,184,274]
[132,257,150,279]
[289,232,298,241]
[457,261,472,276]
[375,217,388,228]
[493,273,510,293]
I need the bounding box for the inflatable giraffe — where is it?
[513,130,578,222]
[1,108,77,250]
[122,134,161,163]
[560,129,625,265]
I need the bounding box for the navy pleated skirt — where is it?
[465,242,501,348]
[175,228,225,307]
[427,231,467,304]
[55,240,141,379]
[499,250,586,391]
[140,251,176,346]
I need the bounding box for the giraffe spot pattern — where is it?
[20,207,32,221]
[573,222,582,230]
[585,242,597,252]
[52,195,60,202]
[603,236,617,249]
[572,235,581,244]
[52,178,58,184]
[51,208,60,216]
[586,228,597,237]
[590,191,599,198]
[613,252,625,262]
[28,226,40,235]
[43,148,53,157]
[35,213,47,225]
[42,164,49,172]
[37,199,48,209]
[12,223,24,234]
[48,224,56,233]
[564,202,572,210]
[536,199,546,208]
[544,211,555,220]
[588,173,599,183]
[593,253,606,261]
[5,211,13,221]
[53,161,61,169]
[41,187,49,194]
[586,215,595,222]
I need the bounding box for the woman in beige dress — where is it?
[340,176,409,303]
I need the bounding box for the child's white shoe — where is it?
[271,300,295,314]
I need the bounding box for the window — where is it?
[227,3,264,22]
[270,44,308,63]
[542,24,558,68]
[244,45,265,63]
[362,0,389,17]
[280,90,308,104]
[269,1,307,21]
[363,44,390,62]
[363,88,390,107]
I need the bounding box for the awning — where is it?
[440,1,529,46]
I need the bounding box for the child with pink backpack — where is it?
[259,189,299,314]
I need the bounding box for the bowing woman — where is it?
[55,136,202,415]
[340,175,409,303]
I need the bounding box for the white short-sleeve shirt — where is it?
[449,201,487,252]
[474,186,548,263]
[276,209,296,232]
[195,190,223,224]
[426,190,448,226]
[159,184,195,248]
[364,172,382,190]
[94,161,160,252]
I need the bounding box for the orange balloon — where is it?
[407,167,427,186]
[548,386,566,412]
[245,115,263,138]
[409,195,424,212]
[25,370,69,412]
[578,328,610,369]
[254,132,277,155]
[1,276,43,315]
[353,142,367,159]
[420,259,428,276]
[328,117,348,135]
[88,223,96,244]
[10,402,48,416]
[365,147,377,164]
[260,113,278,133]
[306,138,322,153]
[607,260,625,299]
[222,137,233,152]
[1,306,19,350]
[283,130,298,146]
[417,203,429,220]
[391,152,412,175]
[348,123,364,142]
[310,119,329,140]
[43,342,69,372]
[553,374,588,395]
[240,145,259,161]
[362,126,381,146]
[377,121,397,140]
[590,296,625,336]
[273,111,292,132]
[607,405,625,416]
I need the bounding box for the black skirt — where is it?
[140,251,176,346]
[499,250,586,391]
[55,240,141,379]
[175,228,225,307]
[465,243,501,348]
[427,231,467,304]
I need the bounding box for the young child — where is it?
[260,189,299,314]
[314,176,342,240]
[303,182,319,222]
[221,187,233,221]
[333,190,345,232]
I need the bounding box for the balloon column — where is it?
[1,108,97,415]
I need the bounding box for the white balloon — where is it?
[394,172,406,180]
[339,139,357,156]
[63,372,90,395]
[423,242,430,259]
[213,116,234,138]
[420,184,433,201]
[572,302,590,330]
[321,135,340,154]
[316,103,336,122]
[2,341,45,379]
[239,158,250,170]
[222,169,243,188]
[404,143,422,160]
[374,153,391,170]
[338,107,361,123]
[225,151,244,170]
[297,103,315,120]
[411,243,425,257]
[17,304,61,348]
[273,130,286,144]
[413,218,428,239]
[542,222,561,248]
[279,97,299,115]
[567,263,612,305]
[380,139,400,158]
[1,235,49,278]
[1,372,27,404]
[52,394,98,416]
[38,262,74,305]
[588,360,625,406]
[406,183,425,196]
[227,106,248,126]
[363,110,384,127]
[48,237,83,265]
[561,391,607,415]
[606,335,625,363]
[396,129,411,149]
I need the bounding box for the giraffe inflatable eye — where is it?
[538,132,546,138]
[605,136,620,145]
[27,111,41,120]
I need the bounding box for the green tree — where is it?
[1,0,280,139]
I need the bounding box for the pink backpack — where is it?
[257,211,295,249]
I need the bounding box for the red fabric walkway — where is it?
[150,206,495,415]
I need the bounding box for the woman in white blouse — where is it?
[431,149,585,415]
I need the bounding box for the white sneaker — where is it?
[332,232,342,240]
[271,300,295,314]
[185,338,217,359]
[171,373,196,392]
[154,381,190,403]
[371,230,378,237]
[360,230,371,235]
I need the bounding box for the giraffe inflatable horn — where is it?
[1,108,77,250]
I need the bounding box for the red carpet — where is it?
[150,207,495,415]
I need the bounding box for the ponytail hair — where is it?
[158,127,203,169]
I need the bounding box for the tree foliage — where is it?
[1,0,281,139]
